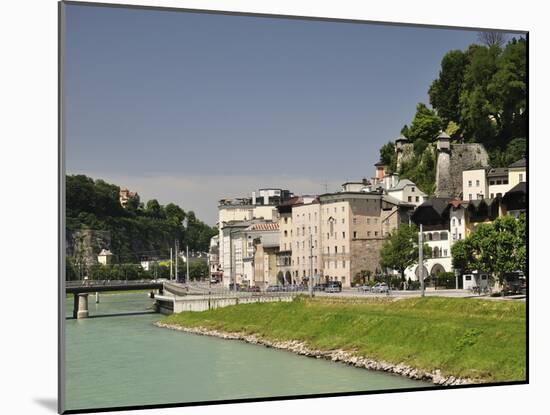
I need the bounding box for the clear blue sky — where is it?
[64,3,516,224]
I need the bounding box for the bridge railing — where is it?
[65,279,156,288]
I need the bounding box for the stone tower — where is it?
[435,131,452,198]
[434,131,490,198]
[395,135,409,173]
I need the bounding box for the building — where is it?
[97,249,113,265]
[119,187,138,208]
[208,235,222,282]
[319,191,414,287]
[501,182,527,218]
[487,167,511,198]
[217,188,293,286]
[462,168,488,201]
[508,158,527,186]
[252,224,280,289]
[291,198,322,285]
[387,179,426,206]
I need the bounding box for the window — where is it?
[284,217,288,224]
[374,231,378,236]
[481,275,488,280]
[458,218,462,225]
[503,179,508,185]
[342,232,345,238]
[334,246,338,253]
[459,233,462,239]
[284,230,288,237]
[415,196,419,202]
[341,218,345,224]
[465,275,472,281]
[468,180,472,187]
[367,231,371,237]
[342,260,346,268]
[408,196,412,202]
[469,194,472,200]
[452,218,456,226]
[496,180,502,185]
[374,218,378,224]
[490,180,495,185]
[297,257,300,265]
[476,179,480,186]
[353,231,357,238]
[308,213,311,220]
[519,174,524,182]
[314,226,317,234]
[334,260,338,269]
[411,187,415,192]
[342,245,345,253]
[443,249,448,256]
[342,206,345,212]
[353,217,357,225]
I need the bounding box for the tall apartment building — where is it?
[319,191,414,287]
[291,198,322,285]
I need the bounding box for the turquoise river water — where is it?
[64,293,430,411]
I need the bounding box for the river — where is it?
[64,293,430,411]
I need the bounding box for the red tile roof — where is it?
[249,223,279,231]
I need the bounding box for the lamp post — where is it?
[182,218,189,285]
[419,223,425,297]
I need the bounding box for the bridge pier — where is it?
[95,291,100,304]
[76,293,89,319]
[72,293,79,319]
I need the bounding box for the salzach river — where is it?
[65,293,430,411]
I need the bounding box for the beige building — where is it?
[319,192,414,287]
[462,169,488,201]
[508,158,526,186]
[291,198,322,285]
[252,224,280,289]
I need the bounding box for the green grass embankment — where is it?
[161,296,526,383]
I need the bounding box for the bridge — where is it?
[66,280,164,319]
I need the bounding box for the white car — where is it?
[372,283,389,293]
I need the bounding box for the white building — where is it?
[386,179,426,206]
[462,168,488,201]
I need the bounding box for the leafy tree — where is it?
[429,49,468,125]
[407,103,443,143]
[379,141,396,171]
[477,31,507,48]
[451,214,526,283]
[380,225,432,281]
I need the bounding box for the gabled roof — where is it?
[505,181,526,195]
[388,179,417,191]
[487,167,509,177]
[246,222,279,231]
[509,158,526,168]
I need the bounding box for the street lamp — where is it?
[182,218,190,285]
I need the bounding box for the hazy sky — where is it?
[64,3,515,224]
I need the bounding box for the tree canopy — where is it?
[380,225,432,280]
[451,214,526,281]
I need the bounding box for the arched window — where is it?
[440,232,448,240]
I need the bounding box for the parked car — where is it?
[313,283,328,291]
[266,285,282,292]
[325,282,342,293]
[247,286,260,292]
[357,284,371,292]
[372,282,389,293]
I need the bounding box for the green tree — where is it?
[429,49,468,125]
[380,225,432,281]
[407,103,443,143]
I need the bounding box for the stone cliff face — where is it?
[435,143,489,198]
[66,229,111,266]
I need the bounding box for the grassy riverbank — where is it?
[161,296,526,383]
